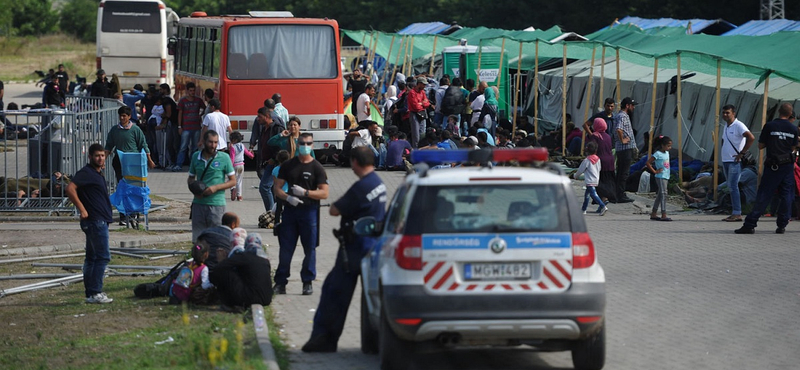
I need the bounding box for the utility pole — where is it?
[760,0,785,20]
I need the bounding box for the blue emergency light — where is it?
[410,148,549,165]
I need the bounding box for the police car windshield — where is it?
[406,184,571,234]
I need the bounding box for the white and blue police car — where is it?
[354,148,606,370]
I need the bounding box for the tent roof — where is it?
[398,22,451,35]
[608,16,737,35]
[722,19,800,35]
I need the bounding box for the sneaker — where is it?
[582,210,587,215]
[734,226,755,234]
[302,282,313,295]
[776,227,786,234]
[85,292,113,304]
[273,284,286,295]
[599,207,608,216]
[301,334,337,353]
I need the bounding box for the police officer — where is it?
[736,103,798,234]
[301,146,387,352]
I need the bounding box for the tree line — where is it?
[1,0,797,43]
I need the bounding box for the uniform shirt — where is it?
[202,111,231,150]
[653,150,671,179]
[760,118,798,162]
[178,96,205,131]
[188,151,235,206]
[721,119,750,163]
[333,171,387,252]
[277,157,327,207]
[70,164,113,223]
[105,123,149,154]
[614,111,637,151]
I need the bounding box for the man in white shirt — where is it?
[720,104,755,222]
[349,120,385,169]
[356,84,375,124]
[200,98,233,151]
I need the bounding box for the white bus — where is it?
[96,0,179,90]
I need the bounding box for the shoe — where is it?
[658,217,673,222]
[582,210,587,215]
[171,165,182,172]
[722,215,743,222]
[302,282,313,295]
[301,334,337,353]
[273,284,286,295]
[86,292,113,304]
[776,227,785,234]
[734,226,755,234]
[237,196,243,201]
[599,207,608,216]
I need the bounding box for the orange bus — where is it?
[173,11,345,153]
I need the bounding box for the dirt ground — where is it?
[0,199,191,249]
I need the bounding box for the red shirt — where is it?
[406,88,430,113]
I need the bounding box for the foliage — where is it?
[59,0,98,42]
[12,0,58,36]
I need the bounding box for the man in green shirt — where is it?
[105,106,155,183]
[187,130,236,243]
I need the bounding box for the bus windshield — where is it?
[227,24,337,80]
[101,1,161,34]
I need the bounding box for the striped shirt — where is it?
[614,111,637,151]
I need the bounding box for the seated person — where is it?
[209,233,273,313]
[197,212,240,269]
[0,172,69,200]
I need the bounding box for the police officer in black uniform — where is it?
[736,103,798,234]
[301,146,387,352]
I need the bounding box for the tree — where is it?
[12,0,58,36]
[59,0,98,42]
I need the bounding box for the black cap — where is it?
[621,97,637,107]
[96,69,105,75]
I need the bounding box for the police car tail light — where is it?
[395,235,422,270]
[571,232,596,269]
[491,148,549,162]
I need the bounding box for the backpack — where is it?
[170,261,205,302]
[441,86,465,115]
[391,93,410,136]
[134,260,187,298]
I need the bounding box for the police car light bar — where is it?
[410,148,549,165]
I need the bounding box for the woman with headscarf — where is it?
[587,117,617,203]
[382,85,398,126]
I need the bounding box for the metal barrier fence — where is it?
[1,96,125,214]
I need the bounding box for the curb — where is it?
[0,216,186,223]
[252,304,281,370]
[0,233,192,257]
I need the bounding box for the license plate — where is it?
[123,71,140,76]
[464,262,531,280]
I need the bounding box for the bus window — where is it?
[196,28,206,75]
[189,31,197,74]
[212,40,221,78]
[227,25,337,80]
[101,1,161,34]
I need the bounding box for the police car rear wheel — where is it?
[379,306,415,370]
[571,324,606,370]
[361,292,379,354]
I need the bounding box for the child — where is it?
[150,95,167,168]
[646,136,672,221]
[171,243,214,304]
[573,141,608,216]
[229,131,254,201]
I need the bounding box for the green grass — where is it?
[0,34,95,82]
[267,306,291,370]
[0,249,287,370]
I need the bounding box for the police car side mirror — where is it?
[354,216,382,237]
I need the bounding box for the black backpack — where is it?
[391,93,410,136]
[134,260,187,298]
[441,86,465,115]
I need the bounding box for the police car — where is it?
[354,148,606,370]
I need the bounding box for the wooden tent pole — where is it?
[407,36,415,76]
[429,36,438,75]
[676,53,683,181]
[357,32,367,71]
[389,36,405,86]
[713,59,722,201]
[758,75,770,184]
[534,40,540,139]
[599,45,606,111]
[476,40,484,83]
[581,46,596,156]
[497,38,507,89]
[562,43,568,157]
[381,35,396,88]
[513,41,523,135]
[615,48,621,107]
[648,59,658,158]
